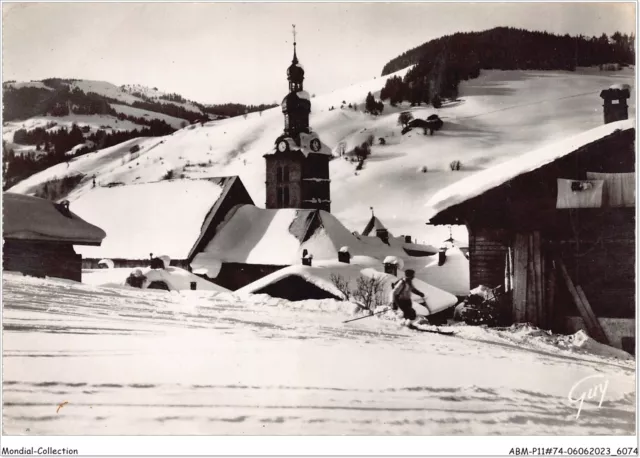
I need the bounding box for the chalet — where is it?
[426,108,635,352]
[72,176,254,270]
[3,193,106,281]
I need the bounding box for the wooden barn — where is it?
[3,193,106,281]
[427,118,635,352]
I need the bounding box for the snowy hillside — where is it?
[3,273,635,435]
[3,79,199,138]
[8,67,635,245]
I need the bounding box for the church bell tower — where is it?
[264,26,331,213]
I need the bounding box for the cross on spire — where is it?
[291,24,299,64]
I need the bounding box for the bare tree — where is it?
[330,273,351,300]
[352,276,386,310]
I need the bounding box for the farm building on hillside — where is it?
[71,176,254,271]
[3,193,106,281]
[426,117,635,352]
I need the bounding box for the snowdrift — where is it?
[82,266,230,293]
[453,323,634,362]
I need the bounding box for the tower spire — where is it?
[292,24,298,64]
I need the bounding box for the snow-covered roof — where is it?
[426,119,635,220]
[201,205,426,266]
[71,179,228,259]
[297,90,311,101]
[236,259,458,315]
[609,83,631,91]
[404,246,470,296]
[3,193,106,245]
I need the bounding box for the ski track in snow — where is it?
[2,274,635,435]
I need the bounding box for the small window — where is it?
[283,186,290,206]
[276,166,282,183]
[283,165,289,182]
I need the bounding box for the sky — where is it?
[2,2,636,105]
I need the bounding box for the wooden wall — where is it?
[468,228,509,289]
[4,239,82,282]
[553,209,635,319]
[468,208,635,332]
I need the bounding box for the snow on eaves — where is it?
[425,118,635,220]
[71,179,223,259]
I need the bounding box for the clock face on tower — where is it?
[277,140,288,153]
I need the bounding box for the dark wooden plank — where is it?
[576,286,609,345]
[532,231,544,327]
[525,233,533,323]
[546,260,556,327]
[557,260,608,343]
[513,233,528,323]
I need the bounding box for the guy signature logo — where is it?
[568,374,609,419]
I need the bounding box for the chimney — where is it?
[600,85,630,124]
[55,200,72,218]
[404,235,412,244]
[338,246,351,264]
[438,249,447,266]
[383,256,401,277]
[302,249,313,266]
[384,262,398,276]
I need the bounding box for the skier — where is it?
[390,269,427,323]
